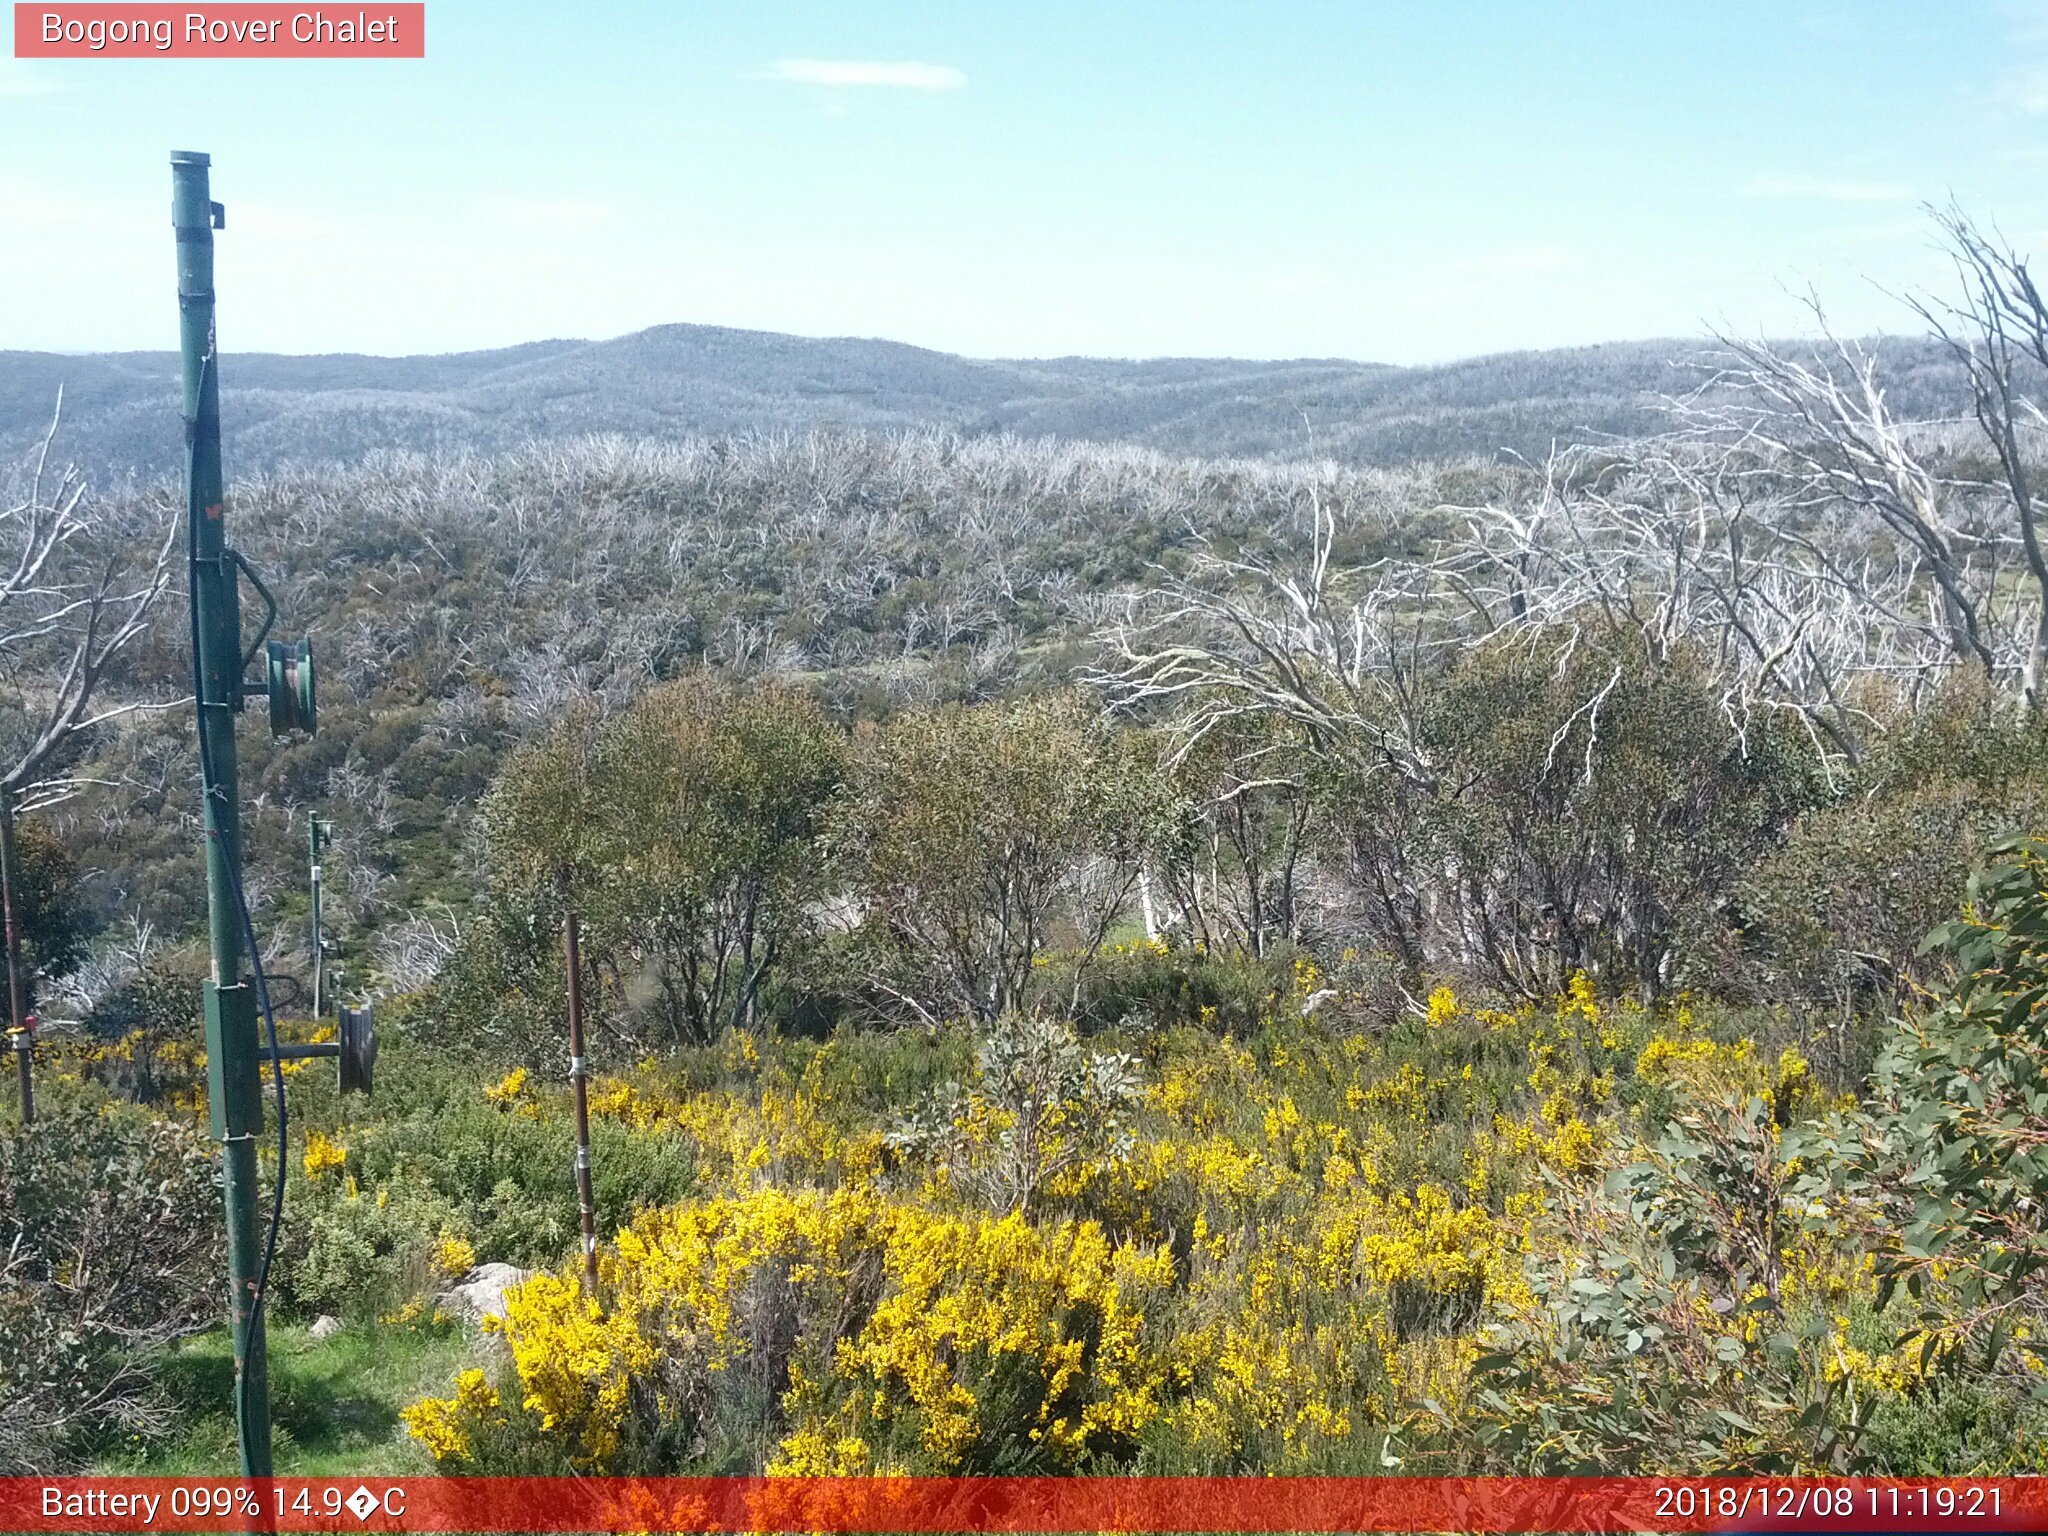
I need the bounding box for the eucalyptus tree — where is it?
[835,691,1173,1026]
[448,703,612,1062]
[595,678,843,1044]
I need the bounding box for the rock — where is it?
[435,1262,534,1325]
[308,1314,343,1341]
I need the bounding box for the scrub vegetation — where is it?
[5,207,2048,1476]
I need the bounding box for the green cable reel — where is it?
[266,637,317,736]
[233,551,316,738]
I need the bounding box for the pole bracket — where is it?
[203,981,261,1142]
[229,549,277,671]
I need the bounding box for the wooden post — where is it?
[1,789,31,1125]
[564,909,600,1298]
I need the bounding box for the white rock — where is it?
[435,1262,534,1325]
[308,1314,343,1341]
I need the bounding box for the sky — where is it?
[2,1,2045,363]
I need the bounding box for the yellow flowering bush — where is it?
[401,1367,506,1463]
[302,1128,347,1178]
[412,1186,1174,1473]
[432,1233,477,1278]
[394,959,2047,1476]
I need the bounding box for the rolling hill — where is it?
[0,324,1968,477]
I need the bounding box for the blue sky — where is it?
[2,1,2040,362]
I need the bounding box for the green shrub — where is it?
[886,1014,1145,1216]
[1736,680,2048,1022]
[833,692,1173,1025]
[1338,635,1821,1000]
[0,1097,222,1471]
[278,1046,703,1313]
[1859,834,2048,1378]
[1461,1089,1860,1473]
[283,1172,469,1322]
[1067,941,1288,1038]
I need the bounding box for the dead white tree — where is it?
[1094,214,2048,989]
[374,903,464,993]
[1695,325,2009,684]
[1909,204,2048,712]
[1432,438,1952,783]
[0,401,181,811]
[1092,489,1443,788]
[0,398,180,1116]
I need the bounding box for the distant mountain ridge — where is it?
[0,322,1965,476]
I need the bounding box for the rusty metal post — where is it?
[2,790,32,1125]
[564,909,600,1298]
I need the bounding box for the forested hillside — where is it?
[0,327,1971,475]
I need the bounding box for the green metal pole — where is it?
[173,149,271,1478]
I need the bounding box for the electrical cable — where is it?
[185,343,289,1470]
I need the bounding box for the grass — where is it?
[103,1317,482,1475]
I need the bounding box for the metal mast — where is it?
[173,148,274,1478]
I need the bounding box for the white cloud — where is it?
[756,58,966,91]
[0,61,57,96]
[1739,173,1912,203]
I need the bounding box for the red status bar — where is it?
[3,1475,2043,1533]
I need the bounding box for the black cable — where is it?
[185,345,289,1468]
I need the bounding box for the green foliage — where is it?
[835,692,1174,1023]
[1338,634,1820,999]
[8,820,96,997]
[1855,1376,2048,1476]
[1738,680,2048,1018]
[1155,714,1324,958]
[1069,940,1291,1038]
[284,1173,470,1322]
[593,679,844,1043]
[1463,1090,1860,1473]
[78,956,206,1104]
[426,896,567,1065]
[0,1097,222,1471]
[448,678,845,1053]
[887,1013,1145,1215]
[279,1040,701,1313]
[477,703,609,908]
[1859,833,2048,1378]
[1465,836,2048,1476]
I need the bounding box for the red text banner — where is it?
[14,5,424,57]
[2,1476,2044,1533]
